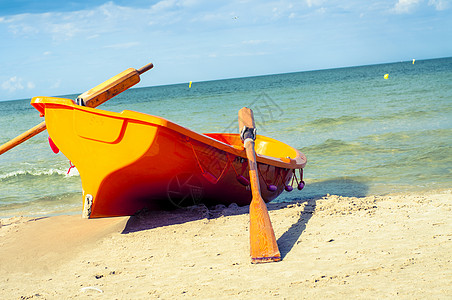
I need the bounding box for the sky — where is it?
[0,0,451,101]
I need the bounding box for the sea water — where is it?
[1,57,451,217]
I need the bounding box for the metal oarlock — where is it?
[75,97,85,106]
[240,126,257,141]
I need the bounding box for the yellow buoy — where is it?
[384,74,389,79]
[189,81,192,88]
[412,59,415,64]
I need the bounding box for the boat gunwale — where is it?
[31,96,307,169]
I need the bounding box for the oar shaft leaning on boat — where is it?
[0,121,47,155]
[0,63,154,156]
[239,107,281,263]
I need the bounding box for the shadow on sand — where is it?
[273,179,369,259]
[122,179,368,259]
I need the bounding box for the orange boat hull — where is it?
[31,97,306,218]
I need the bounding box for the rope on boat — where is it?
[291,168,305,190]
[67,161,76,175]
[228,154,251,186]
[188,139,229,184]
[186,137,305,190]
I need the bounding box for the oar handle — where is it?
[0,121,46,155]
[137,63,154,75]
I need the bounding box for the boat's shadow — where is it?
[121,205,217,234]
[122,179,368,260]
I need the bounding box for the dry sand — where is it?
[1,190,451,299]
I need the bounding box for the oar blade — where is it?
[249,191,281,263]
[78,63,154,108]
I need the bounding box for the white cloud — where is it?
[1,77,23,92]
[150,0,200,12]
[306,0,324,8]
[0,16,15,23]
[3,12,78,42]
[392,0,421,14]
[428,0,450,10]
[8,22,39,36]
[195,12,225,22]
[226,51,270,57]
[104,42,140,49]
[316,7,326,14]
[1,2,140,43]
[1,77,35,93]
[242,40,267,45]
[0,0,312,45]
[151,0,177,11]
[87,34,100,40]
[49,22,80,41]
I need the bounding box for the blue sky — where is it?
[0,0,451,101]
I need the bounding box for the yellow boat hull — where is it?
[32,97,307,218]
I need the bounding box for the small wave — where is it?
[0,168,79,182]
[360,128,452,147]
[304,115,368,129]
[300,138,391,156]
[296,107,449,133]
[385,109,434,120]
[0,192,81,218]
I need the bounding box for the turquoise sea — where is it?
[1,57,451,217]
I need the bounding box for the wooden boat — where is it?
[30,96,306,218]
[31,96,307,218]
[31,97,306,218]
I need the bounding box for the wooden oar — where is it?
[238,107,281,263]
[0,121,47,155]
[0,63,153,156]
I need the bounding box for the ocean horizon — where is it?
[2,57,449,104]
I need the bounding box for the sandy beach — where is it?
[1,190,451,299]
